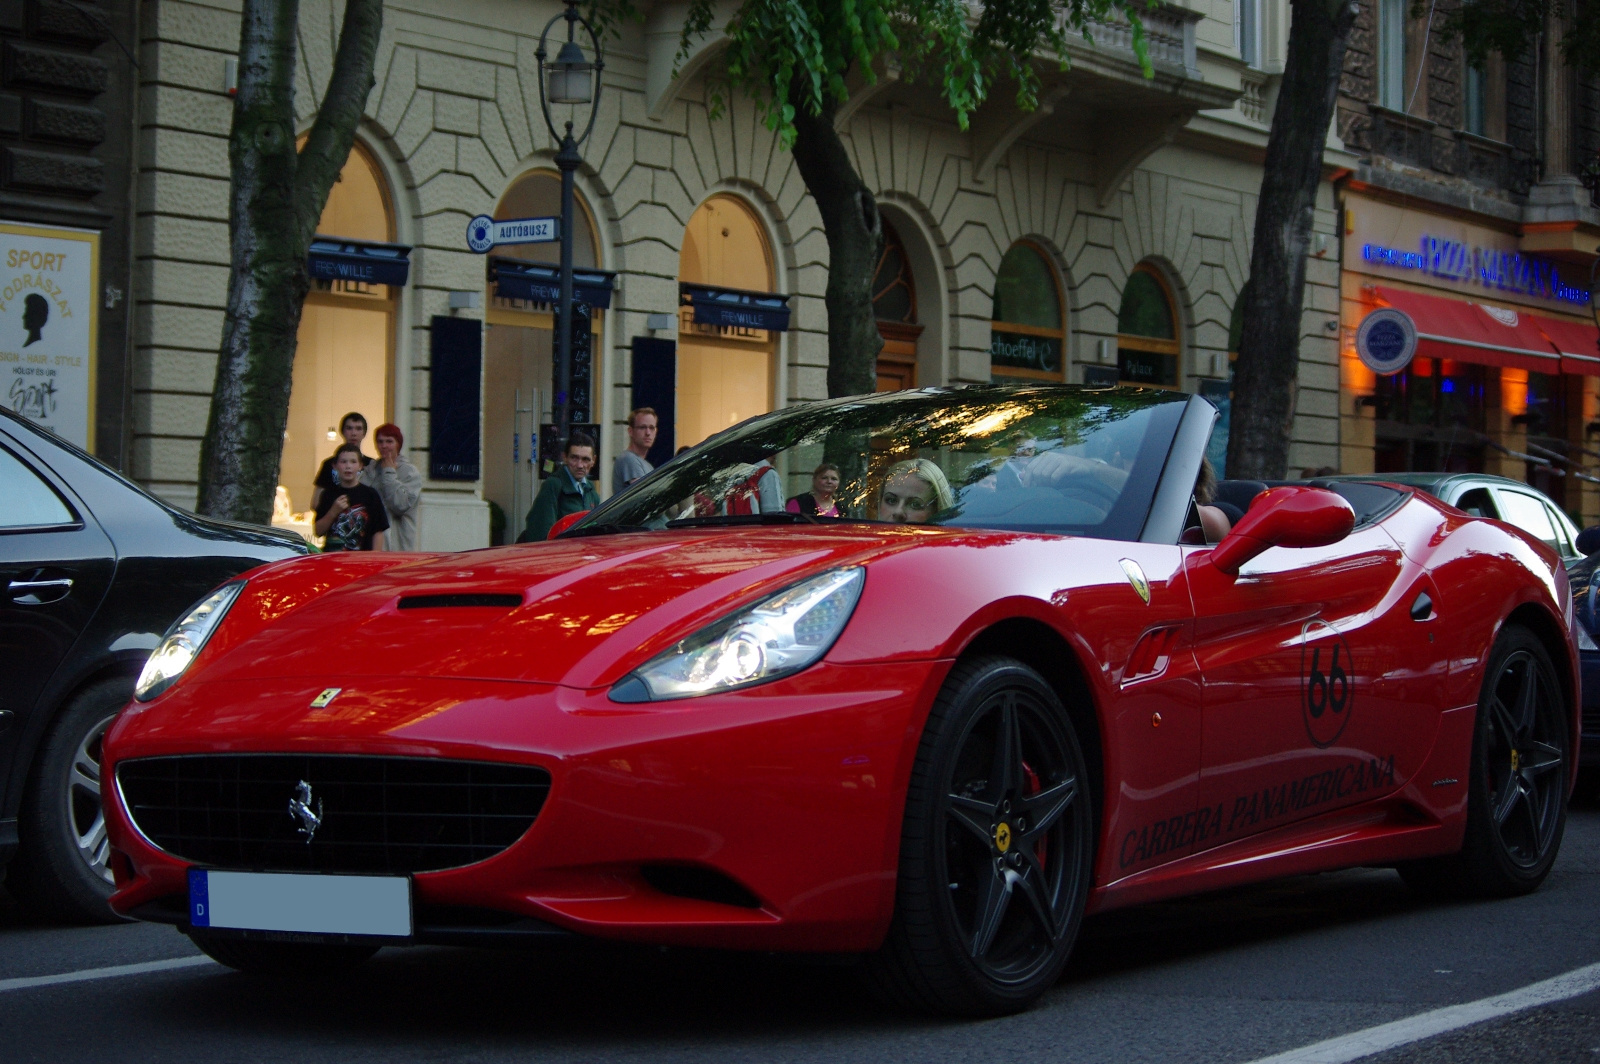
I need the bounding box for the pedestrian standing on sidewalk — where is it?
[518,432,600,542]
[311,412,372,511]
[314,443,389,551]
[360,422,422,551]
[612,407,657,496]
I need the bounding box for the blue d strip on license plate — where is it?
[188,868,412,937]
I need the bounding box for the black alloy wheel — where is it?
[867,656,1094,1016]
[1399,625,1568,898]
[1479,634,1567,873]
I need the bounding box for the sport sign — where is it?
[465,215,559,253]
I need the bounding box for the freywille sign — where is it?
[0,221,98,448]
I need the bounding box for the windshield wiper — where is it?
[557,522,648,538]
[667,511,820,528]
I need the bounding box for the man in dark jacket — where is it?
[518,432,600,542]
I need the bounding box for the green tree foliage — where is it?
[594,0,1152,398]
[1427,0,1600,72]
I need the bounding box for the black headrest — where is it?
[1578,526,1600,556]
[1215,480,1268,512]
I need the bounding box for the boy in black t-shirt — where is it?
[311,411,373,511]
[314,444,389,551]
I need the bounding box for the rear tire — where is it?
[864,656,1094,1017]
[187,930,378,977]
[1399,625,1568,899]
[7,677,132,924]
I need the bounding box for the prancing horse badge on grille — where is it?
[289,780,323,843]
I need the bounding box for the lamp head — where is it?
[548,39,594,105]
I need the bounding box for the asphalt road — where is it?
[5,799,1600,1064]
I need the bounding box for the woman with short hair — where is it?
[359,422,422,551]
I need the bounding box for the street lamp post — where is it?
[536,0,603,458]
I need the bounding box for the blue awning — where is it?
[307,236,412,287]
[491,259,616,309]
[680,282,791,332]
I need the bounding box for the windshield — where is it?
[572,386,1190,541]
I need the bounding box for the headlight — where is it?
[134,581,245,702]
[610,568,864,702]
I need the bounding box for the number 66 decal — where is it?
[1300,619,1355,747]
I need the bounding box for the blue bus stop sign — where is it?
[1356,308,1417,375]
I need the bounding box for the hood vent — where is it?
[397,593,523,610]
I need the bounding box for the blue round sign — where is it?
[1356,308,1417,375]
[465,214,496,254]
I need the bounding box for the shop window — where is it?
[989,242,1065,382]
[482,170,603,538]
[278,140,394,517]
[677,195,777,448]
[1117,266,1179,387]
[874,222,921,391]
[1372,358,1488,473]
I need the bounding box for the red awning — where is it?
[1372,286,1563,374]
[1532,315,1600,376]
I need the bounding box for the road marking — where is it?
[0,955,213,994]
[1243,960,1600,1064]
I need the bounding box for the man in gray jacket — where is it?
[360,422,423,551]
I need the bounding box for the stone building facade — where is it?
[77,0,1348,545]
[1335,0,1600,525]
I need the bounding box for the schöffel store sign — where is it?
[1359,235,1590,309]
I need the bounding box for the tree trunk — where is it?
[196,0,383,523]
[1226,0,1355,480]
[788,82,884,398]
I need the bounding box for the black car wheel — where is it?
[866,656,1094,1016]
[8,676,132,924]
[1399,625,1568,898]
[187,931,379,977]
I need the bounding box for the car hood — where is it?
[197,526,936,689]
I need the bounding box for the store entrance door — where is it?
[482,323,551,543]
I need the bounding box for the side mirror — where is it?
[1578,526,1600,556]
[1210,486,1355,576]
[548,510,590,540]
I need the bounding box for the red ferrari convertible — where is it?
[103,386,1577,1016]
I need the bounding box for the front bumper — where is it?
[103,660,945,952]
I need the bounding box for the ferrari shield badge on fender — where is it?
[310,687,341,708]
[1119,559,1151,604]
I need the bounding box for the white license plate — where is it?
[188,869,412,938]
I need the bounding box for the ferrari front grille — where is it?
[116,754,550,875]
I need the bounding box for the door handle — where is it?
[8,577,73,605]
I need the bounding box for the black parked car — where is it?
[0,408,309,922]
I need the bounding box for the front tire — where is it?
[1400,625,1568,898]
[7,677,131,924]
[187,931,379,977]
[866,656,1094,1016]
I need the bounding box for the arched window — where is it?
[874,221,921,391]
[677,195,777,448]
[279,140,395,516]
[989,242,1064,382]
[1117,265,1180,387]
[482,170,604,538]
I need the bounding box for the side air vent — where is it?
[398,593,522,609]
